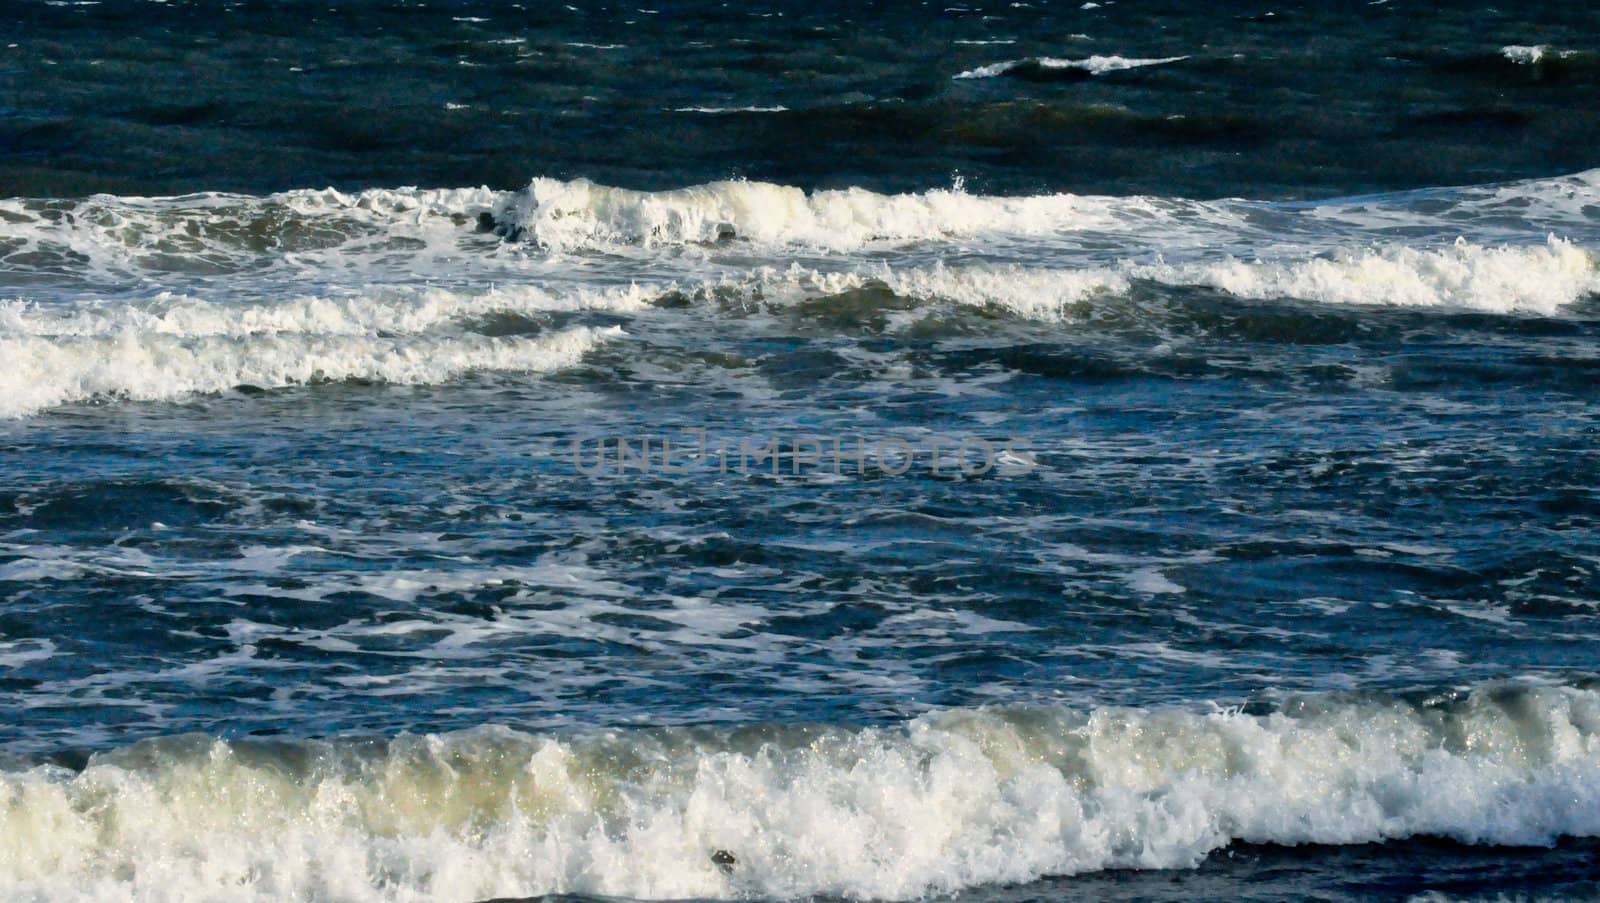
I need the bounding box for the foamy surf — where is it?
[482,170,1600,256]
[10,6,1600,902]
[1145,236,1600,315]
[0,323,620,419]
[1501,44,1579,65]
[670,106,790,114]
[749,236,1599,320]
[1,682,1596,902]
[486,177,1129,252]
[6,170,1598,278]
[1,235,1593,418]
[953,54,1189,79]
[0,284,651,340]
[0,187,509,290]
[3,169,1597,418]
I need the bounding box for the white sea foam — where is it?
[0,279,653,417]
[1127,567,1186,594]
[0,323,619,419]
[745,262,1129,318]
[0,640,56,669]
[7,170,1598,286]
[0,283,649,340]
[1,682,1597,901]
[0,186,513,289]
[1503,44,1549,64]
[492,177,1127,252]
[1148,236,1599,315]
[1500,44,1578,65]
[954,54,1188,79]
[738,236,1598,321]
[487,170,1600,259]
[0,233,1591,419]
[671,105,790,114]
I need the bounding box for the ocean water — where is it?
[2,1,1600,901]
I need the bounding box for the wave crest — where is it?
[1152,236,1599,314]
[953,54,1189,80]
[0,322,619,419]
[745,237,1598,320]
[490,177,1121,252]
[2,682,1598,901]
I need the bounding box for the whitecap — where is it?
[1,683,1596,901]
[954,54,1189,79]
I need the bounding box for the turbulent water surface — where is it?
[2,1,1600,901]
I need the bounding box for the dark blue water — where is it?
[1,1,1599,901]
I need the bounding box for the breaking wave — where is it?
[1147,236,1599,314]
[2,169,1597,418]
[1,234,1594,418]
[0,284,648,340]
[953,54,1189,80]
[483,170,1600,255]
[1,681,1597,901]
[486,177,1131,252]
[1500,44,1580,65]
[746,236,1598,318]
[5,169,1598,269]
[0,320,619,419]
